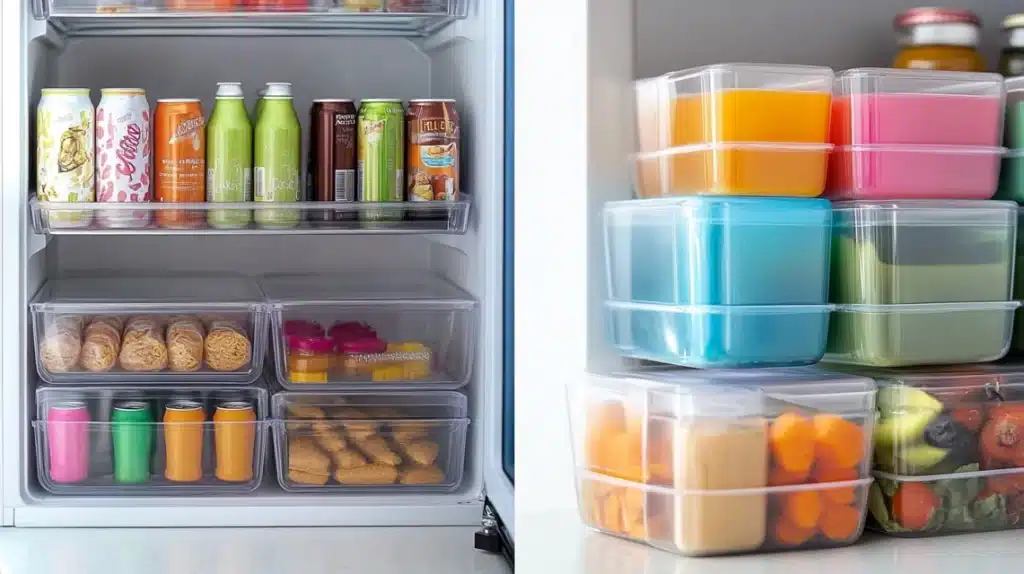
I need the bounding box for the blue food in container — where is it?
[603,197,833,368]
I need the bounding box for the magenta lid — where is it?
[285,320,324,337]
[339,337,388,354]
[289,335,334,353]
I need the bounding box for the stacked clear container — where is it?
[568,369,876,556]
[260,273,476,492]
[995,77,1024,354]
[582,64,879,557]
[828,364,1024,537]
[28,275,271,495]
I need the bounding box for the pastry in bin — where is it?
[399,465,445,485]
[288,436,330,486]
[334,463,399,485]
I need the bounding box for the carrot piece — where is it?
[770,412,816,474]
[769,464,809,486]
[780,490,821,530]
[773,516,815,546]
[585,401,626,472]
[811,466,858,505]
[813,414,865,471]
[819,503,862,541]
[891,483,939,531]
[607,430,644,483]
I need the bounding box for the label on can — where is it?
[37,91,95,205]
[357,100,404,204]
[97,90,152,228]
[406,100,459,202]
[155,100,206,203]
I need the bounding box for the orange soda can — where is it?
[163,400,205,482]
[154,98,205,228]
[214,401,256,482]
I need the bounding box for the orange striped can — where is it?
[163,400,205,482]
[154,98,206,228]
[214,401,256,482]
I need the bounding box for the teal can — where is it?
[111,400,153,484]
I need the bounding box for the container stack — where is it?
[572,63,1024,554]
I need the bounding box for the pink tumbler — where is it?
[47,401,90,483]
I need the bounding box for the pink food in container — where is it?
[826,146,1004,200]
[338,338,388,354]
[831,94,1003,147]
[328,321,377,343]
[284,320,324,338]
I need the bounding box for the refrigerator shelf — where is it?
[34,0,466,37]
[30,196,471,236]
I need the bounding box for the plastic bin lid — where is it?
[824,362,1024,394]
[642,63,834,95]
[604,196,832,226]
[836,68,1004,97]
[30,274,264,307]
[831,199,1017,226]
[271,390,468,420]
[260,272,476,306]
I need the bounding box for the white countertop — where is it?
[519,509,1024,574]
[0,526,510,574]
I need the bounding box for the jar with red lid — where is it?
[287,335,333,384]
[893,7,986,72]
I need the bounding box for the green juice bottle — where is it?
[254,82,301,229]
[207,82,253,229]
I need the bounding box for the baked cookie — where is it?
[334,464,399,485]
[399,465,445,485]
[400,439,440,466]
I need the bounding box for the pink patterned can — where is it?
[47,401,91,484]
[96,88,152,228]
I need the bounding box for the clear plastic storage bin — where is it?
[633,64,833,198]
[604,197,833,368]
[272,390,469,492]
[831,201,1017,305]
[261,273,476,391]
[827,146,1004,200]
[33,384,268,495]
[30,276,268,384]
[822,364,1024,537]
[831,69,1005,147]
[1012,209,1024,356]
[568,369,875,556]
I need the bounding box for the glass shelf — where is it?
[34,0,465,37]
[29,196,471,235]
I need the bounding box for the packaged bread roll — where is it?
[39,315,84,373]
[79,317,122,372]
[119,316,168,372]
[167,316,205,372]
[204,319,252,372]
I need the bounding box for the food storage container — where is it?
[996,151,1024,204]
[261,273,476,391]
[832,69,1005,147]
[568,368,876,556]
[1012,209,1024,356]
[823,363,1024,537]
[272,390,469,492]
[604,197,833,368]
[634,64,833,197]
[827,145,1004,200]
[32,384,269,495]
[1002,77,1024,151]
[831,200,1017,305]
[30,275,268,384]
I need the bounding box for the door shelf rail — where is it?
[29,195,471,236]
[33,0,467,37]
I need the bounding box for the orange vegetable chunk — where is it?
[813,414,865,470]
[773,516,815,546]
[770,412,815,474]
[819,503,862,542]
[781,490,821,530]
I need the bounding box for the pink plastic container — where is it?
[832,69,1004,147]
[827,146,1004,200]
[47,402,90,484]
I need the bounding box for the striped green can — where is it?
[357,99,405,222]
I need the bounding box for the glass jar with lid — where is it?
[1001,14,1024,77]
[893,7,986,72]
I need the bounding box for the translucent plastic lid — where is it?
[1007,76,1024,94]
[823,362,1024,398]
[260,272,476,306]
[832,200,1017,227]
[646,63,834,96]
[272,390,468,420]
[30,274,264,308]
[836,68,1004,98]
[604,196,832,226]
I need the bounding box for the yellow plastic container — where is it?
[634,64,834,198]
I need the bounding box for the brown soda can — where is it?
[307,99,357,222]
[405,99,459,220]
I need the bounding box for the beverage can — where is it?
[308,99,357,222]
[46,401,91,484]
[163,400,206,483]
[213,401,256,482]
[36,88,95,228]
[406,99,459,220]
[254,82,302,228]
[207,82,254,229]
[357,99,405,222]
[96,88,152,229]
[111,400,153,484]
[155,98,206,229]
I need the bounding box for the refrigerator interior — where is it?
[0,1,509,529]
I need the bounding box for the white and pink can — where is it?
[47,401,90,484]
[96,88,152,228]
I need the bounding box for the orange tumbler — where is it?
[163,400,205,482]
[214,401,256,482]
